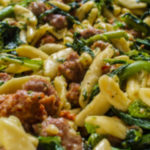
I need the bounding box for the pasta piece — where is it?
[88,8,98,25]
[49,0,71,11]
[14,5,37,26]
[16,45,48,60]
[112,38,131,52]
[139,88,150,106]
[5,63,31,74]
[54,76,71,109]
[44,48,73,79]
[0,75,49,94]
[126,76,140,101]
[26,26,36,43]
[0,116,38,150]
[79,46,114,108]
[75,93,110,127]
[39,44,66,55]
[94,139,111,150]
[99,75,131,111]
[76,1,94,21]
[118,0,147,9]
[144,16,150,26]
[85,116,128,139]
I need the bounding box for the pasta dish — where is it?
[0,0,150,149]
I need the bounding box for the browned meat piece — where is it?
[58,52,85,82]
[40,35,56,45]
[91,40,109,50]
[0,90,60,129]
[66,83,80,107]
[29,2,47,16]
[23,78,57,96]
[0,73,11,84]
[36,117,83,150]
[23,78,60,116]
[0,90,47,127]
[49,14,68,29]
[80,28,104,39]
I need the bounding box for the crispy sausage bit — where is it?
[66,83,80,107]
[23,78,56,96]
[0,90,47,127]
[36,117,83,150]
[80,28,104,39]
[91,40,109,50]
[40,35,56,45]
[49,14,68,29]
[0,73,11,84]
[58,52,85,82]
[29,2,47,16]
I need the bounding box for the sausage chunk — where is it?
[80,28,104,39]
[23,78,57,96]
[66,83,80,107]
[0,90,47,127]
[40,35,56,45]
[0,90,60,129]
[0,73,11,85]
[91,40,109,50]
[35,117,83,150]
[49,14,68,29]
[58,52,85,82]
[29,2,47,16]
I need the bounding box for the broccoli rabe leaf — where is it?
[128,100,150,119]
[0,22,22,50]
[85,123,99,134]
[112,147,131,150]
[112,108,150,129]
[122,13,150,35]
[88,133,104,148]
[38,136,64,150]
[137,0,150,4]
[66,32,95,57]
[89,84,100,101]
[122,129,142,148]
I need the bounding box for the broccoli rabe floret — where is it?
[128,100,150,119]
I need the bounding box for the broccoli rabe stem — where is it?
[119,61,150,82]
[85,31,128,45]
[0,6,14,20]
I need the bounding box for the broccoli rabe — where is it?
[128,100,150,119]
[112,108,150,129]
[122,129,142,148]
[0,22,22,50]
[122,13,150,35]
[89,84,100,101]
[38,136,64,150]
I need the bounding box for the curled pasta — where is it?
[75,93,110,127]
[94,139,111,150]
[99,75,131,111]
[16,45,48,60]
[54,76,71,109]
[76,1,94,21]
[85,116,128,139]
[139,88,150,106]
[79,46,114,108]
[39,44,66,55]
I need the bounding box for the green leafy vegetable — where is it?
[88,133,104,148]
[38,136,64,150]
[112,108,150,129]
[0,6,14,20]
[0,22,22,49]
[137,0,150,4]
[135,38,150,50]
[105,58,128,65]
[85,30,128,45]
[0,54,43,70]
[128,100,150,119]
[85,123,99,134]
[122,129,142,148]
[90,84,100,101]
[112,148,131,150]
[66,32,95,57]
[122,13,150,35]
